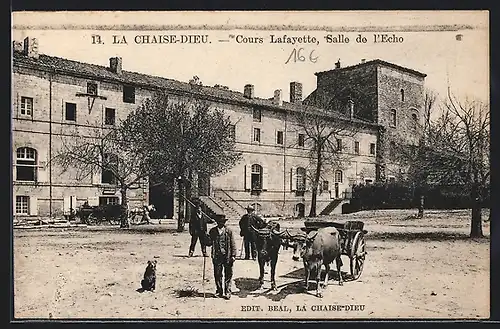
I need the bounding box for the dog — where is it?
[141,260,157,292]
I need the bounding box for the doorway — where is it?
[149,179,174,219]
[295,203,305,218]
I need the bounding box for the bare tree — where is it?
[54,122,150,228]
[294,106,359,217]
[414,93,489,237]
[123,93,242,231]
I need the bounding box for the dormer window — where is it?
[87,82,98,96]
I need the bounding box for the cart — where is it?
[75,204,123,225]
[300,220,368,281]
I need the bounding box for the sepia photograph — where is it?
[11,11,490,320]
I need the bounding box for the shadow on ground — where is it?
[85,226,181,235]
[368,231,489,242]
[281,267,355,283]
[174,289,218,299]
[232,267,352,301]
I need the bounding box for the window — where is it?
[253,128,261,143]
[390,109,397,127]
[123,85,135,103]
[296,167,307,192]
[298,134,305,147]
[400,89,405,102]
[65,102,76,121]
[322,180,329,191]
[20,97,33,117]
[336,139,343,152]
[335,170,343,183]
[411,113,418,129]
[87,82,98,95]
[354,141,360,155]
[101,153,118,184]
[105,108,116,125]
[365,179,373,185]
[229,124,236,139]
[388,176,396,183]
[370,143,376,155]
[15,196,29,214]
[390,141,396,158]
[16,147,37,181]
[253,108,261,122]
[251,164,262,190]
[99,196,119,206]
[276,131,284,145]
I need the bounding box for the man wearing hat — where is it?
[188,200,213,257]
[238,204,258,260]
[207,215,236,299]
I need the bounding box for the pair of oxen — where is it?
[249,218,343,298]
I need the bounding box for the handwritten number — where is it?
[285,48,318,64]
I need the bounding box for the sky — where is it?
[12,11,489,107]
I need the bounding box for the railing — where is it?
[215,188,246,212]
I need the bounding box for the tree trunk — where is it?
[470,184,483,238]
[177,179,185,232]
[308,156,322,218]
[120,187,130,229]
[417,195,424,218]
[185,170,193,226]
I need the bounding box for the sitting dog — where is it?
[141,260,157,292]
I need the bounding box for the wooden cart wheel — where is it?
[87,213,97,225]
[350,231,366,280]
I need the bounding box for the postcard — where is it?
[11,10,490,320]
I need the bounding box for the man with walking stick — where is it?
[205,215,236,300]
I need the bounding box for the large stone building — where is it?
[12,37,425,222]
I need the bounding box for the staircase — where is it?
[212,189,247,220]
[319,199,344,216]
[198,195,226,221]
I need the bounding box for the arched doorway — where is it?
[295,203,305,218]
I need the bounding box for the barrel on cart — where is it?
[301,220,367,280]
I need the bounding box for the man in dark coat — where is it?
[188,201,213,257]
[239,205,259,260]
[206,215,236,300]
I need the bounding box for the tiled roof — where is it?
[12,50,379,127]
[315,59,427,78]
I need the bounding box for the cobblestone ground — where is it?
[13,209,490,320]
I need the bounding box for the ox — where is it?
[291,227,343,298]
[249,218,284,290]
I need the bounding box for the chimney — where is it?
[244,84,254,99]
[348,98,355,118]
[290,82,302,104]
[361,58,366,64]
[335,59,341,69]
[13,41,24,52]
[23,37,39,59]
[109,57,123,74]
[273,89,283,106]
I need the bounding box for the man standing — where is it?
[207,215,236,299]
[188,201,213,257]
[239,205,258,260]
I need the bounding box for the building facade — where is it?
[12,37,426,222]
